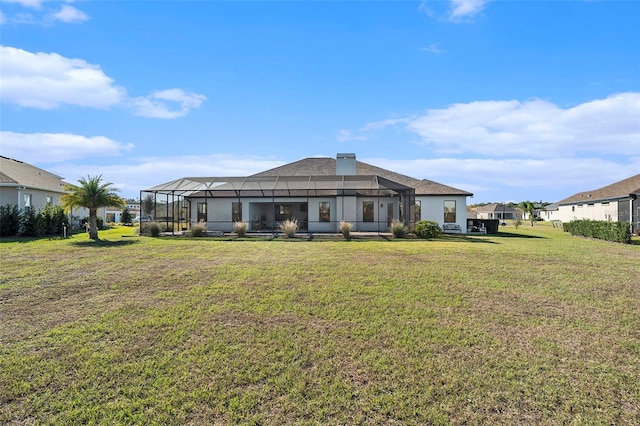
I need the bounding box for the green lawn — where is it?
[1,225,639,424]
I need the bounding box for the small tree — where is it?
[121,206,133,225]
[62,175,124,240]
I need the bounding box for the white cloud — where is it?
[44,154,286,198]
[0,46,206,118]
[130,89,207,119]
[0,131,134,163]
[365,92,640,158]
[336,129,366,142]
[50,4,88,23]
[1,0,90,25]
[420,43,443,54]
[0,45,126,108]
[1,0,43,9]
[363,156,640,203]
[450,0,488,20]
[420,0,490,23]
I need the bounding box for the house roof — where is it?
[471,203,517,213]
[558,173,640,205]
[251,157,473,196]
[0,156,67,193]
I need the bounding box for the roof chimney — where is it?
[336,153,356,176]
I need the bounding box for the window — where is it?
[275,204,292,222]
[232,202,242,222]
[24,193,32,210]
[363,201,374,222]
[414,201,421,222]
[319,202,330,222]
[197,202,207,222]
[444,200,456,223]
[46,196,53,205]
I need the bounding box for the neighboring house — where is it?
[142,153,473,233]
[556,173,640,233]
[539,203,560,222]
[472,203,520,221]
[0,156,67,211]
[103,199,140,223]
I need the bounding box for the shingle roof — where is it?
[558,173,640,205]
[251,157,473,196]
[0,156,67,193]
[471,203,517,213]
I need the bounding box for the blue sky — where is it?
[1,0,639,203]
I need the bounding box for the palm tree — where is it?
[519,200,537,227]
[61,175,124,240]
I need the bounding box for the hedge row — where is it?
[0,204,69,238]
[563,219,631,244]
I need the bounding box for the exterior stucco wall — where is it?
[557,201,620,223]
[540,209,561,221]
[416,195,468,232]
[188,195,399,233]
[0,186,64,211]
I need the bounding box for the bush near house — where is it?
[563,219,631,244]
[0,205,68,238]
[390,220,409,238]
[279,218,298,238]
[339,220,353,240]
[413,220,442,239]
[233,221,248,237]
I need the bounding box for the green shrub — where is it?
[233,221,248,237]
[563,219,631,244]
[20,208,38,237]
[188,221,207,237]
[36,205,68,237]
[339,220,353,240]
[0,205,20,237]
[390,220,409,238]
[414,220,442,239]
[279,219,298,238]
[513,218,522,229]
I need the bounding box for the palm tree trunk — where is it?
[89,209,99,240]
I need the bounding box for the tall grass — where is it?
[339,220,353,240]
[278,218,298,238]
[233,221,248,237]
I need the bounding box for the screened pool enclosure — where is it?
[141,175,416,234]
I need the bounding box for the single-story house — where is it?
[0,156,68,211]
[471,203,521,221]
[141,153,473,233]
[556,173,640,233]
[539,203,560,222]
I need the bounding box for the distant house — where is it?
[0,156,67,211]
[539,203,560,222]
[142,153,474,233]
[472,203,521,221]
[556,174,640,233]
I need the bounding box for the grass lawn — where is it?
[1,224,639,424]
